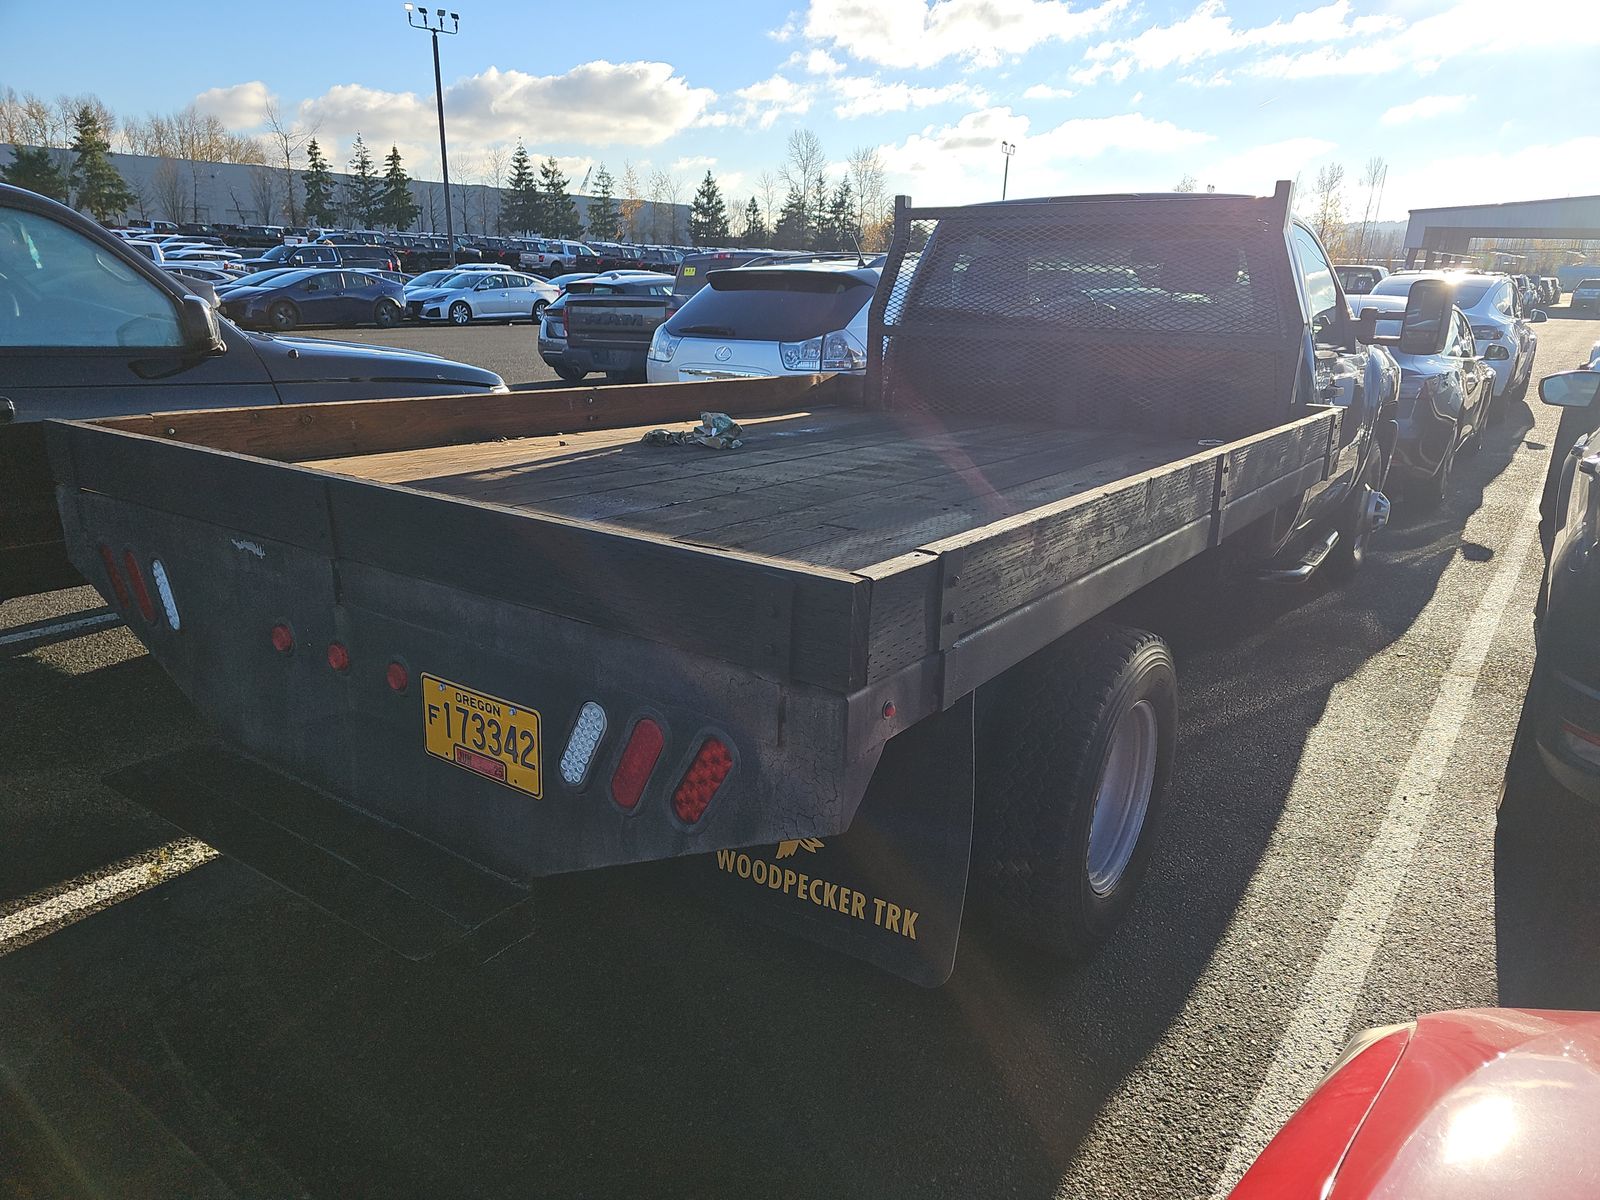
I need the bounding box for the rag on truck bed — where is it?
[50,183,1419,985]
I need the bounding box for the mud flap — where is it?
[690,693,975,987]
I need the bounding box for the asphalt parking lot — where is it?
[4,313,1600,1200]
[298,321,568,390]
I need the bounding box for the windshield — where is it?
[1371,276,1494,306]
[666,271,874,340]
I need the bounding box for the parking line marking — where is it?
[1211,483,1545,1196]
[0,839,217,957]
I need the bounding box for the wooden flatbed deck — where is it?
[306,406,1202,573]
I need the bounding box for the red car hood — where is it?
[1233,1009,1600,1199]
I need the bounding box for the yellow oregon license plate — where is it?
[421,673,542,798]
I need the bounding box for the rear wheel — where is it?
[267,301,298,331]
[373,299,401,328]
[1416,435,1456,509]
[1326,451,1386,580]
[1507,359,1532,402]
[971,623,1177,959]
[449,301,472,326]
[553,364,588,383]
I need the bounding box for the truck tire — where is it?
[1326,451,1384,580]
[971,623,1177,959]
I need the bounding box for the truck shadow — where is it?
[0,402,1549,1199]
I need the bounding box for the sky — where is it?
[8,0,1600,223]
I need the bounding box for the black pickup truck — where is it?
[48,183,1432,985]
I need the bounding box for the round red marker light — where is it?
[327,642,351,672]
[270,624,295,653]
[882,700,897,720]
[386,661,409,692]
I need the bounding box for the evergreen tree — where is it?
[741,196,767,247]
[378,144,419,230]
[585,163,620,241]
[503,141,539,234]
[1,145,69,202]
[67,105,135,222]
[773,185,807,249]
[538,156,581,237]
[827,178,857,255]
[341,133,382,227]
[687,170,730,245]
[807,173,832,250]
[301,138,337,227]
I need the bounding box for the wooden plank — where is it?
[90,373,862,462]
[1222,409,1337,500]
[926,450,1223,640]
[859,552,941,681]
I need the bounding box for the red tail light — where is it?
[97,543,131,609]
[672,737,733,825]
[611,717,665,810]
[327,642,351,672]
[121,550,157,623]
[386,661,409,692]
[270,623,295,653]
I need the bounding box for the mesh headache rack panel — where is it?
[868,186,1306,441]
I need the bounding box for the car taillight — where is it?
[327,642,351,672]
[1471,325,1501,340]
[270,623,295,653]
[611,717,664,810]
[672,737,733,825]
[121,550,157,623]
[386,661,409,692]
[97,543,131,609]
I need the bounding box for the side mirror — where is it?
[177,293,225,355]
[1398,278,1452,356]
[1532,310,1549,323]
[1540,370,1600,408]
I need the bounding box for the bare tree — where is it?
[1355,155,1388,263]
[756,170,780,234]
[1172,174,1198,192]
[1310,162,1346,252]
[263,99,318,226]
[617,160,644,241]
[482,146,508,235]
[150,157,186,223]
[845,147,888,248]
[780,129,826,208]
[248,166,278,223]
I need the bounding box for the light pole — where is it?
[1000,140,1016,201]
[405,4,460,265]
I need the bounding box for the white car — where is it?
[124,239,166,265]
[410,270,559,325]
[646,260,879,384]
[518,238,599,276]
[1366,270,1543,400]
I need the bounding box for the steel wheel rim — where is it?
[1086,699,1158,896]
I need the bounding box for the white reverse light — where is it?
[560,701,608,787]
[150,559,181,631]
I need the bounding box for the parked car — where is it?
[647,260,880,384]
[1540,276,1562,306]
[538,272,675,381]
[1572,278,1600,316]
[215,266,301,294]
[160,266,220,308]
[409,270,559,325]
[1501,367,1600,830]
[1367,270,1543,400]
[1334,263,1389,295]
[123,239,166,265]
[217,268,406,331]
[0,182,506,602]
[546,271,599,293]
[1347,294,1496,504]
[240,242,400,274]
[517,238,603,276]
[1226,1008,1600,1199]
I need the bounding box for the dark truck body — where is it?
[561,293,671,381]
[51,185,1396,983]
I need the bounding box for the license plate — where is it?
[592,349,628,368]
[422,674,542,798]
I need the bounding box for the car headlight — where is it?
[648,326,682,363]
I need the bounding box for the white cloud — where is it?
[193,81,274,129]
[1022,83,1076,100]
[698,73,814,129]
[1176,70,1232,86]
[832,77,989,119]
[673,155,717,173]
[1384,136,1600,214]
[1073,0,1399,86]
[1194,136,1336,195]
[804,0,1131,70]
[1380,94,1472,125]
[290,62,715,177]
[877,106,1210,202]
[769,11,800,41]
[787,48,846,74]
